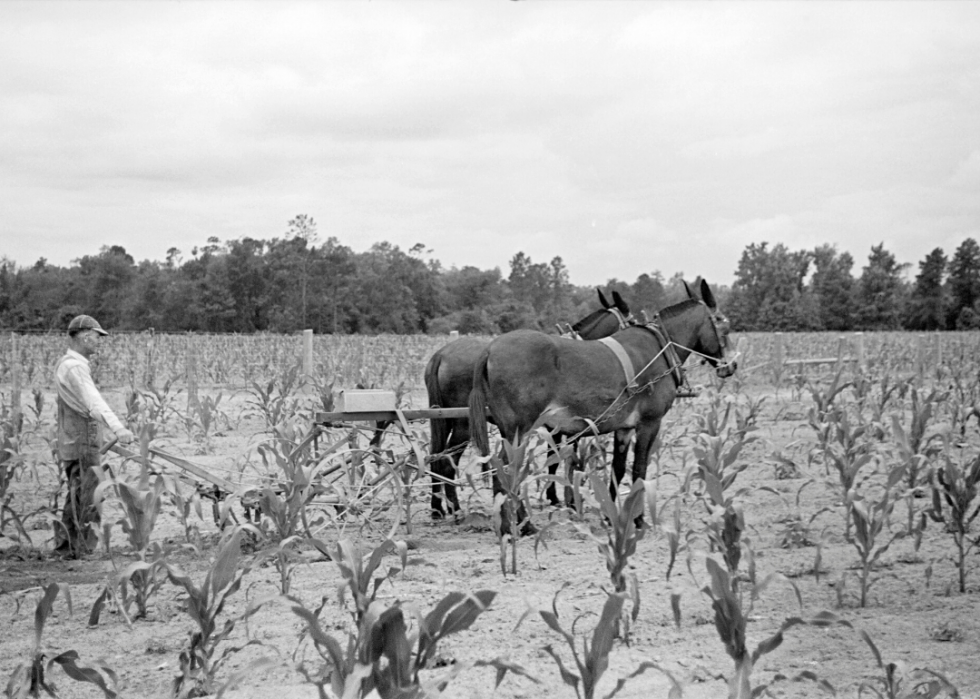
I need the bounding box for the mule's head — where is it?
[571,289,634,339]
[684,278,737,378]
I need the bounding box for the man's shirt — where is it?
[55,349,127,435]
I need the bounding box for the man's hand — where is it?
[116,428,136,445]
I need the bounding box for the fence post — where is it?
[9,333,21,434]
[186,340,199,414]
[915,334,926,377]
[771,332,784,379]
[449,330,459,341]
[853,332,865,371]
[303,329,314,380]
[935,331,942,370]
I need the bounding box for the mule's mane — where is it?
[656,297,701,321]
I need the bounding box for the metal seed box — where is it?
[337,389,397,413]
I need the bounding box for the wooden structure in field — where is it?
[770,331,944,378]
[771,332,866,375]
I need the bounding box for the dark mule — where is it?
[424,289,633,519]
[469,279,737,534]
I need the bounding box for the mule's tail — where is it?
[423,351,450,457]
[468,349,492,456]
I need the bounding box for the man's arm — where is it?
[65,365,134,442]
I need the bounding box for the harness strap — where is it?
[641,320,685,388]
[598,337,637,389]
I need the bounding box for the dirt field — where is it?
[1,364,979,699]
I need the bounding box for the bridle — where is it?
[559,306,636,340]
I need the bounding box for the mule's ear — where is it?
[700,279,717,310]
[611,290,630,315]
[682,279,695,299]
[597,288,611,309]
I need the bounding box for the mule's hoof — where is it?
[519,520,538,537]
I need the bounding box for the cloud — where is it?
[2,2,980,288]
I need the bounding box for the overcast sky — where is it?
[2,2,979,288]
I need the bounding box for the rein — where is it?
[560,306,634,340]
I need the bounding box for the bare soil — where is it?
[1,377,979,699]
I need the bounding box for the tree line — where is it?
[1,215,977,334]
[0,215,678,335]
[727,239,980,331]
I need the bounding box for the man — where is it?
[53,314,134,557]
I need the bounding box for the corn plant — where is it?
[102,470,168,620]
[165,529,269,698]
[806,369,851,427]
[926,446,980,593]
[252,423,328,591]
[661,495,695,581]
[762,479,834,549]
[697,556,849,699]
[1,429,32,545]
[890,386,945,535]
[293,588,524,698]
[858,630,959,698]
[846,464,908,607]
[820,406,876,540]
[519,584,681,699]
[166,477,205,548]
[247,362,306,431]
[572,475,647,640]
[485,431,539,573]
[5,582,123,699]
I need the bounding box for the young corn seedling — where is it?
[486,431,539,573]
[821,406,876,540]
[519,584,681,699]
[1,429,32,545]
[103,470,168,620]
[846,464,908,607]
[247,362,306,431]
[696,555,850,699]
[293,589,524,698]
[926,445,980,593]
[662,495,696,582]
[5,582,123,699]
[761,479,834,549]
[573,475,647,640]
[858,630,959,698]
[254,423,324,592]
[166,477,206,548]
[165,529,269,699]
[890,386,945,536]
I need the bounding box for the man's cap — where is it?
[68,315,108,336]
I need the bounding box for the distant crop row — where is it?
[1,331,976,392]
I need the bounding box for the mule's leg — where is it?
[492,442,535,537]
[609,427,634,501]
[430,453,453,520]
[430,419,467,520]
[545,440,563,508]
[631,419,662,484]
[443,421,467,516]
[626,419,662,528]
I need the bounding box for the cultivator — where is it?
[104,406,443,535]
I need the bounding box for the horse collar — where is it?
[608,306,631,330]
[598,337,638,389]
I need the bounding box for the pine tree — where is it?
[907,248,946,330]
[857,243,908,330]
[810,244,857,330]
[947,238,980,329]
